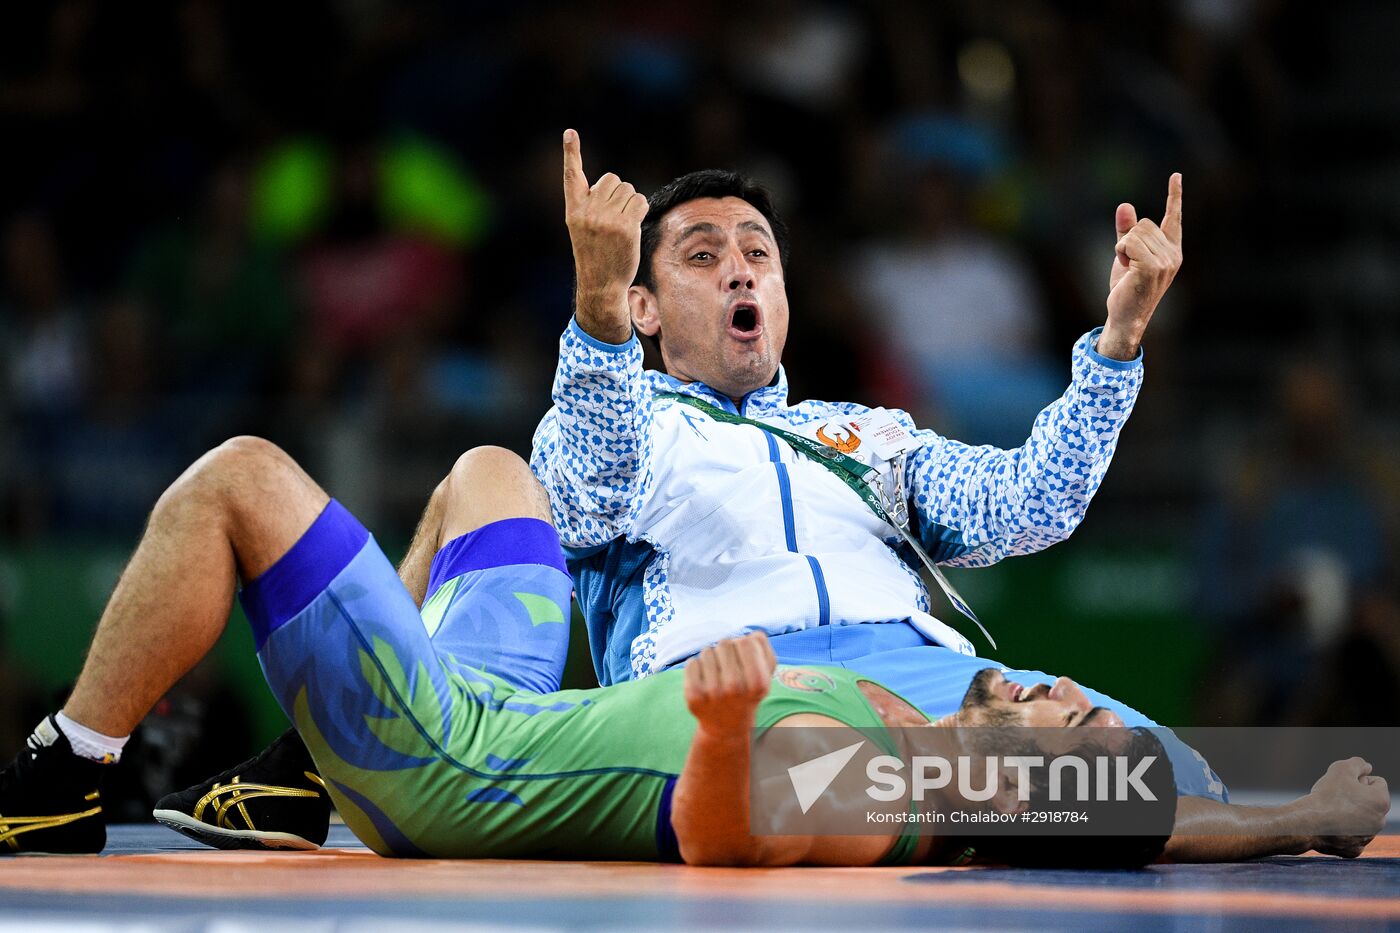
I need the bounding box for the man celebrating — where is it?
[532,129,1210,781]
[155,128,1216,835]
[524,134,1396,856]
[538,129,1180,680]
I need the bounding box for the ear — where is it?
[990,769,1030,816]
[629,285,659,337]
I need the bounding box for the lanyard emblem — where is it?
[815,424,862,455]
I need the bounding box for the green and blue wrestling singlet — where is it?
[238,502,906,861]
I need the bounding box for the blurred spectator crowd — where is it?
[3,0,1399,728]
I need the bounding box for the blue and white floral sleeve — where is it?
[530,318,656,550]
[902,328,1145,567]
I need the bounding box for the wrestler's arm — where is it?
[1163,758,1389,862]
[671,634,898,867]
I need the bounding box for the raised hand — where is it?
[562,128,648,344]
[1100,173,1183,361]
[684,632,778,736]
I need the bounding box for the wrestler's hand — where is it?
[1099,173,1183,361]
[1304,757,1390,857]
[684,632,778,737]
[562,128,649,344]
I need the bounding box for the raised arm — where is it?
[1099,173,1183,361]
[530,130,656,548]
[905,175,1183,566]
[562,128,648,345]
[672,633,905,867]
[903,333,1142,566]
[672,632,807,866]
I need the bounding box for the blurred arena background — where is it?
[1,0,1398,818]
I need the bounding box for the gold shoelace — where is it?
[0,790,101,850]
[193,773,325,831]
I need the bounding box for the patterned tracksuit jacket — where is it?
[530,319,1144,686]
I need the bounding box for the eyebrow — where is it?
[674,220,774,246]
[1074,707,1108,728]
[676,222,722,244]
[738,220,773,242]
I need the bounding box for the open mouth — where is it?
[728,301,762,340]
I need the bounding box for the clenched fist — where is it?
[684,632,778,737]
[1099,173,1184,361]
[562,128,648,344]
[1305,757,1390,858]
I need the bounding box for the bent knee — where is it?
[441,445,552,527]
[446,446,543,499]
[449,445,530,481]
[175,436,304,503]
[211,435,292,467]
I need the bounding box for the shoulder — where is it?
[783,397,878,425]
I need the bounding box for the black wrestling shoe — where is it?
[0,716,108,855]
[153,727,330,851]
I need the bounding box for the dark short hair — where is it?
[633,169,791,292]
[960,727,1178,869]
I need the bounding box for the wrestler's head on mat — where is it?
[931,669,1175,867]
[945,668,1127,729]
[944,723,1177,868]
[843,664,1173,866]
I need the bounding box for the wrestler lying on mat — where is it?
[0,442,1388,864]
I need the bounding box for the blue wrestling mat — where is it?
[0,825,1395,932]
[909,857,1400,898]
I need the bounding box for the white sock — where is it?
[47,711,129,764]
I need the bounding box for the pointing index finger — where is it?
[562,128,589,208]
[1162,172,1183,243]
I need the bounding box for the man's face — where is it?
[631,196,789,402]
[954,668,1125,729]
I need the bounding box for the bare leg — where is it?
[397,446,554,606]
[63,437,330,736]
[136,444,558,854]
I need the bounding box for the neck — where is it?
[666,372,747,408]
[658,359,778,409]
